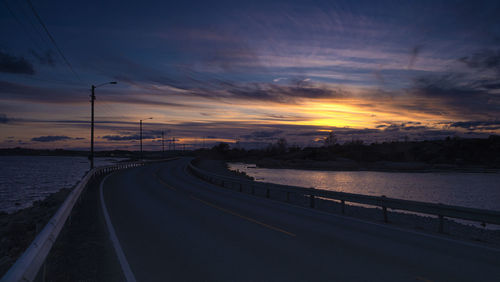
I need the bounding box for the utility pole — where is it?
[139,117,152,160]
[162,131,165,156]
[89,82,116,170]
[90,85,95,169]
[140,119,143,160]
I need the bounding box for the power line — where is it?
[2,0,43,51]
[25,0,83,83]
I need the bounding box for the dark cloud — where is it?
[241,130,284,140]
[459,49,500,73]
[102,134,141,141]
[0,80,194,108]
[448,120,500,131]
[0,51,35,75]
[293,131,331,137]
[408,45,423,69]
[224,81,345,103]
[0,113,8,123]
[102,131,162,141]
[31,135,71,142]
[408,73,500,117]
[30,50,56,66]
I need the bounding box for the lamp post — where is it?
[140,117,153,160]
[90,81,117,170]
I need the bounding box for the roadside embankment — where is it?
[1,173,124,281]
[0,188,70,277]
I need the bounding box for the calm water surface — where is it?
[229,163,500,211]
[0,156,126,213]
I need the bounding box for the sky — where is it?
[1,0,500,150]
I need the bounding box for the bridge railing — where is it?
[2,161,145,282]
[188,161,500,232]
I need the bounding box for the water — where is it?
[0,156,127,213]
[229,163,500,211]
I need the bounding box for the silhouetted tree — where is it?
[323,131,337,147]
[276,137,288,153]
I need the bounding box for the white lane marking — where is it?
[100,173,137,282]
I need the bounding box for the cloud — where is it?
[459,49,500,73]
[102,131,162,141]
[241,130,284,140]
[407,45,423,69]
[407,73,500,118]
[0,80,195,108]
[0,51,35,75]
[31,135,72,142]
[448,120,500,131]
[198,80,346,103]
[0,113,8,123]
[102,134,141,141]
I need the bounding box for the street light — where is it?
[90,81,117,170]
[140,117,153,160]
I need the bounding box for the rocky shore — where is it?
[0,188,70,277]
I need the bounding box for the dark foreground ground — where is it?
[3,158,500,281]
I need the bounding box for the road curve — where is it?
[101,158,500,281]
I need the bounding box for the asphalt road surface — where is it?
[101,158,500,281]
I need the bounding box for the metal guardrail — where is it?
[188,162,500,232]
[1,161,144,282]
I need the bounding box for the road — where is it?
[101,158,500,281]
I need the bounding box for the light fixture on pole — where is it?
[140,117,153,160]
[90,81,117,170]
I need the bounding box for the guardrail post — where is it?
[286,191,290,203]
[310,194,315,208]
[381,196,388,223]
[341,200,345,214]
[438,215,444,233]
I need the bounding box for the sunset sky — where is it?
[1,0,500,150]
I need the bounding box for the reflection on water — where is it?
[229,163,500,211]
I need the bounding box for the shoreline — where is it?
[230,158,500,173]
